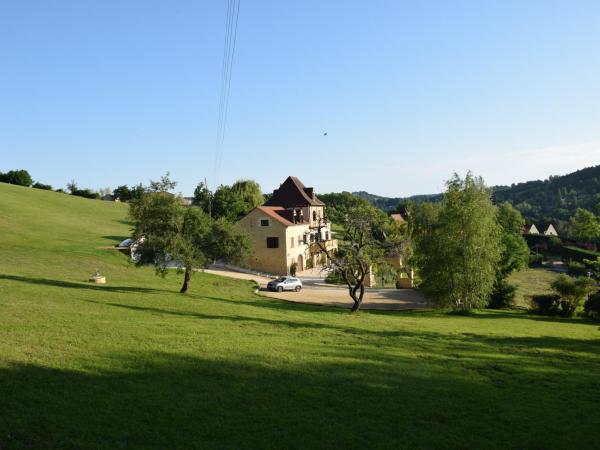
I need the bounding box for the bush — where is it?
[529,253,543,265]
[325,270,344,285]
[306,258,314,270]
[530,294,561,315]
[32,182,53,190]
[488,279,517,309]
[584,292,600,320]
[289,262,297,276]
[0,169,32,186]
[71,189,100,199]
[550,275,597,317]
[568,261,588,277]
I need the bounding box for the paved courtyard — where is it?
[205,267,429,311]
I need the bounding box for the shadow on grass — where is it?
[101,235,130,244]
[0,274,169,294]
[471,309,600,326]
[1,347,599,449]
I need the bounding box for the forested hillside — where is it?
[493,165,600,220]
[348,165,600,222]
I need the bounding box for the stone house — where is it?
[238,176,337,275]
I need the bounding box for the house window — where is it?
[260,219,269,227]
[313,210,317,221]
[298,235,302,246]
[291,237,295,248]
[325,231,329,241]
[266,237,279,248]
[303,235,307,244]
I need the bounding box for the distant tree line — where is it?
[0,169,33,187]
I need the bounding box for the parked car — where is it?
[267,276,302,292]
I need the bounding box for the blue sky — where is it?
[1,0,600,197]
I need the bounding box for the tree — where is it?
[490,203,530,308]
[317,204,402,312]
[317,192,373,224]
[569,208,599,242]
[0,169,32,186]
[148,172,177,193]
[199,179,264,220]
[192,181,213,213]
[66,180,78,194]
[410,173,502,312]
[113,185,132,201]
[129,191,251,293]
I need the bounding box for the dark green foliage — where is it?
[289,262,297,276]
[489,279,517,309]
[568,208,599,242]
[494,165,600,221]
[568,261,588,277]
[353,191,442,211]
[0,169,32,186]
[318,192,373,224]
[193,181,213,211]
[113,185,132,201]
[32,182,52,190]
[531,294,561,315]
[529,253,543,265]
[71,189,100,199]
[497,203,530,275]
[584,292,600,320]
[354,164,600,223]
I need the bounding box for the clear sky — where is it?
[1,0,600,197]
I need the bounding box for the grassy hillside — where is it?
[1,183,600,449]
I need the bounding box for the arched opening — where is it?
[297,254,304,272]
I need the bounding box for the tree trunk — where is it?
[180,267,191,293]
[350,283,364,312]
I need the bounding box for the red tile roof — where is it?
[256,206,294,226]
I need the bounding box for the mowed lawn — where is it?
[1,183,600,449]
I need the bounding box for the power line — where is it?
[213,0,241,189]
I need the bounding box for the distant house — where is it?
[182,197,194,207]
[390,213,405,224]
[101,194,116,202]
[543,223,559,237]
[238,176,337,275]
[525,223,559,237]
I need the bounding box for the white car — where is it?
[267,276,303,292]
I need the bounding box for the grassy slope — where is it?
[509,268,561,307]
[1,183,600,449]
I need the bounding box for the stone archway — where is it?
[297,254,304,272]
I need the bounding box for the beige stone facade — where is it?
[238,176,337,276]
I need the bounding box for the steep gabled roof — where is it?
[263,176,325,207]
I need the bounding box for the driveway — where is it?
[204,267,428,311]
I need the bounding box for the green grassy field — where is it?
[509,268,562,307]
[1,183,600,449]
